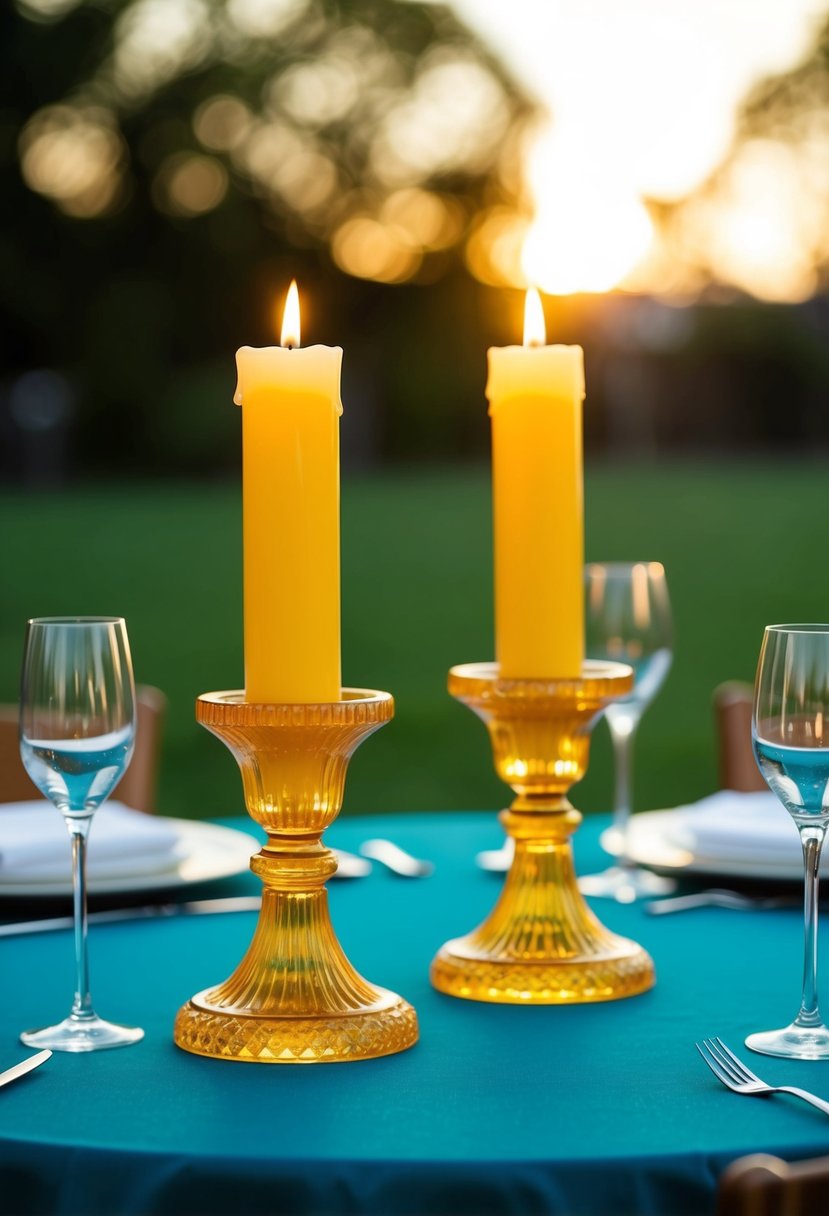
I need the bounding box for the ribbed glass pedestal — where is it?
[431,663,655,1005]
[174,690,418,1063]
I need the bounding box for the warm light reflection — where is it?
[631,563,650,631]
[587,566,606,616]
[280,280,300,348]
[523,288,545,347]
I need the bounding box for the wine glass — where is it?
[18,616,144,1051]
[746,624,829,1059]
[579,562,674,903]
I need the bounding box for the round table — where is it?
[0,811,825,1216]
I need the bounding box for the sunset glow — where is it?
[450,0,825,299]
[520,125,654,295]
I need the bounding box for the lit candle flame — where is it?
[280,280,301,349]
[523,288,546,347]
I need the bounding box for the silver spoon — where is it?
[331,848,372,878]
[475,840,513,872]
[358,839,434,878]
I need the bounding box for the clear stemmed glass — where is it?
[18,616,144,1051]
[579,561,674,903]
[746,624,829,1059]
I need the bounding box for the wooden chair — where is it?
[713,680,766,793]
[0,685,167,814]
[717,1151,829,1216]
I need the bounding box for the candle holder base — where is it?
[431,871,654,1005]
[173,690,418,1063]
[175,989,417,1065]
[431,663,655,1005]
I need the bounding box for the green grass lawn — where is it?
[1,460,823,822]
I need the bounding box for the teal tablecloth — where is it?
[1,810,828,1216]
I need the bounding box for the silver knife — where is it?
[0,851,367,933]
[0,1049,51,1089]
[0,847,372,937]
[0,895,264,937]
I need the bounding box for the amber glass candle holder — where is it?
[431,662,655,1004]
[174,689,418,1063]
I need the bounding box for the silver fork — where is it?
[696,1036,829,1116]
[648,890,798,915]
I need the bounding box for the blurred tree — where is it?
[0,0,535,479]
[657,14,829,305]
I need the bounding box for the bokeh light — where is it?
[332,216,421,283]
[226,0,309,39]
[112,0,211,99]
[457,0,828,301]
[14,0,80,20]
[193,96,252,153]
[19,106,125,217]
[465,209,530,288]
[153,153,228,217]
[11,0,829,303]
[272,57,360,127]
[370,51,510,187]
[678,140,822,302]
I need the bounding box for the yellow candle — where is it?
[487,289,585,679]
[235,281,342,703]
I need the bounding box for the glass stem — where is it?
[68,817,94,1021]
[797,825,827,1029]
[608,716,639,862]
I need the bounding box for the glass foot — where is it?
[746,1023,829,1060]
[21,1013,144,1053]
[578,865,676,904]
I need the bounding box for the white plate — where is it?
[603,810,817,882]
[0,819,259,898]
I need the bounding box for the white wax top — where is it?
[486,345,584,412]
[235,345,343,412]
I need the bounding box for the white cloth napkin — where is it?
[0,801,181,883]
[664,790,804,864]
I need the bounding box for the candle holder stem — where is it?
[174,690,418,1063]
[431,663,654,1004]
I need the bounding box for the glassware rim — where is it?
[764,623,829,635]
[26,615,126,627]
[585,561,666,576]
